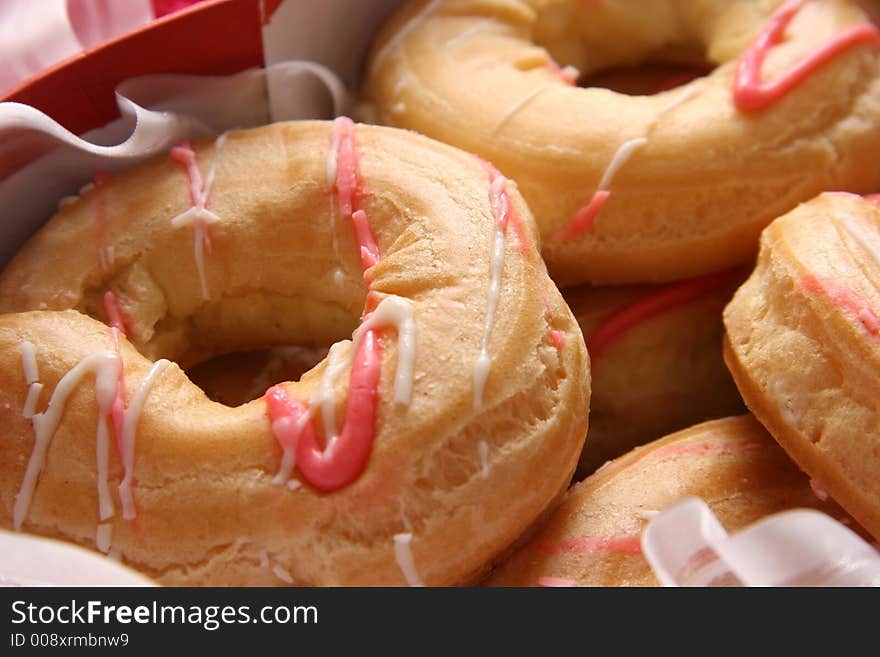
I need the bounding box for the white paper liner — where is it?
[0,529,156,586]
[642,497,880,587]
[0,60,349,267]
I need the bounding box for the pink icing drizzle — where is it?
[588,270,734,361]
[734,0,880,113]
[296,330,383,491]
[538,534,643,556]
[556,189,610,241]
[92,171,111,272]
[263,118,387,492]
[801,275,880,335]
[333,117,360,217]
[352,210,381,269]
[538,576,577,587]
[170,141,214,252]
[102,291,128,336]
[331,117,383,275]
[549,329,565,350]
[810,478,830,502]
[109,329,128,488]
[265,385,313,452]
[865,194,880,203]
[265,330,383,492]
[478,159,529,252]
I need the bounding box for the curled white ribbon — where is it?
[0,61,349,266]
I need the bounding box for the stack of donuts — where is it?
[2,0,880,586]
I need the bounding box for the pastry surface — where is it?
[365,0,880,284]
[724,192,880,540]
[566,271,745,475]
[486,415,856,587]
[0,120,591,586]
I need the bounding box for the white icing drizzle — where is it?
[392,75,410,98]
[269,341,351,487]
[286,479,302,491]
[118,359,171,520]
[272,564,294,584]
[270,296,417,484]
[441,22,487,50]
[393,532,424,587]
[315,340,350,447]
[353,295,417,405]
[271,433,297,486]
[597,137,648,191]
[58,195,78,209]
[391,101,407,114]
[203,132,227,197]
[370,0,442,75]
[170,214,218,300]
[561,65,580,81]
[169,133,227,300]
[96,523,113,554]
[20,341,43,419]
[13,351,120,531]
[269,340,353,486]
[399,497,413,532]
[493,83,553,133]
[259,550,270,568]
[592,84,703,197]
[20,341,38,384]
[22,383,43,419]
[473,223,506,410]
[478,440,490,479]
[655,82,704,121]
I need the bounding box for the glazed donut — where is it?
[0,120,590,585]
[485,415,857,587]
[723,192,880,541]
[364,0,880,284]
[565,270,745,476]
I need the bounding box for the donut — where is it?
[485,415,858,587]
[723,192,880,541]
[565,270,745,475]
[364,0,880,284]
[0,119,590,585]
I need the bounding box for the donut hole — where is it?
[135,290,361,406]
[531,1,717,95]
[82,263,366,407]
[186,345,331,407]
[579,59,714,95]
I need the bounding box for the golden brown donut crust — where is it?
[485,415,856,587]
[0,121,590,585]
[365,0,880,284]
[565,274,745,476]
[723,192,880,540]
